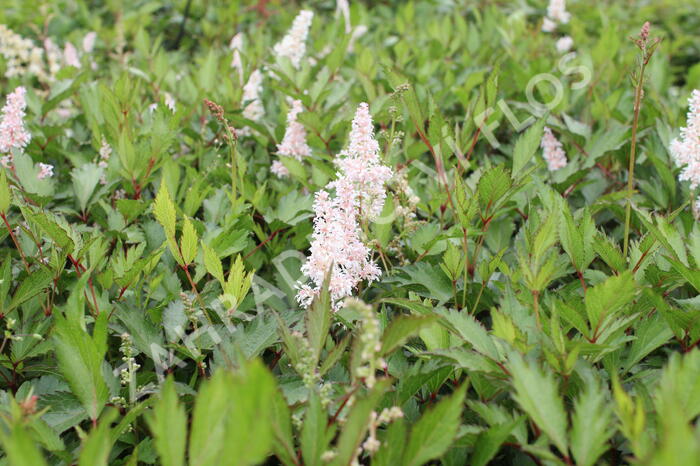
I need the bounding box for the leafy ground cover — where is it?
[0,0,699,464]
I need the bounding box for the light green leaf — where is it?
[153,182,177,239]
[301,392,330,466]
[147,377,186,466]
[512,119,545,176]
[78,409,118,466]
[585,271,636,329]
[202,242,225,285]
[570,377,613,466]
[306,274,331,363]
[437,309,499,360]
[53,312,109,421]
[508,353,568,455]
[0,419,48,466]
[8,268,53,313]
[380,315,438,356]
[180,216,198,265]
[402,383,467,466]
[71,163,103,212]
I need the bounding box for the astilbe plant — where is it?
[0,3,700,466]
[273,9,314,69]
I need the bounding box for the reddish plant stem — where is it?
[1,213,30,273]
[328,385,359,425]
[245,228,284,259]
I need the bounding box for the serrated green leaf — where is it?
[147,377,186,466]
[438,309,499,360]
[508,353,568,455]
[180,216,198,265]
[202,242,225,285]
[477,165,511,213]
[53,312,109,421]
[585,271,636,329]
[26,210,75,254]
[301,392,329,466]
[402,384,467,466]
[8,268,53,313]
[153,183,177,239]
[306,273,331,363]
[570,376,613,466]
[512,119,545,176]
[71,163,103,212]
[380,315,438,356]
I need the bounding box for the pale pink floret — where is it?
[271,160,290,178]
[670,90,700,189]
[37,163,54,179]
[273,10,313,69]
[277,99,311,160]
[296,103,392,309]
[540,126,568,171]
[0,87,31,159]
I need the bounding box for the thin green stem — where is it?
[470,281,486,315]
[222,125,238,205]
[461,227,469,308]
[623,67,646,258]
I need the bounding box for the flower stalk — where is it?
[623,22,661,258]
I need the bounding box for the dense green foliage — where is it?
[0,0,699,464]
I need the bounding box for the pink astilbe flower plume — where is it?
[540,126,568,171]
[277,99,311,160]
[273,10,313,69]
[271,160,290,178]
[296,187,380,309]
[670,90,700,189]
[82,32,97,53]
[334,102,393,219]
[229,33,244,78]
[556,36,574,53]
[542,0,570,32]
[64,42,81,68]
[0,87,31,166]
[238,69,265,137]
[297,102,392,309]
